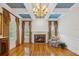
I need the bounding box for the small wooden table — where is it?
[0,36,9,56]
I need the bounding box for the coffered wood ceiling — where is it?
[7,3,25,8]
[56,3,74,8]
[3,3,77,20]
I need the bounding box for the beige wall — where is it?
[59,13,79,55]
[0,14,2,35]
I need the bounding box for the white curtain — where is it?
[9,14,16,49]
[24,22,30,43]
[51,22,55,38]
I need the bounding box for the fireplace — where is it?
[34,34,46,43]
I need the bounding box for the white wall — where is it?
[32,18,48,32]
[59,13,79,55]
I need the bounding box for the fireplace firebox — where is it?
[34,34,46,43]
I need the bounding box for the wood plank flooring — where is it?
[8,43,77,56]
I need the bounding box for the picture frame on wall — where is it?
[0,13,2,35]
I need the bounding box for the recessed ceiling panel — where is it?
[6,3,25,8]
[19,14,31,18]
[56,3,74,8]
[49,14,61,18]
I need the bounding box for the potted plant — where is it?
[58,42,67,49]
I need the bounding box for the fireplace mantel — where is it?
[32,31,48,43]
[32,31,48,33]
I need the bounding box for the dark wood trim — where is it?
[21,21,25,44]
[0,13,2,35]
[2,8,11,55]
[21,21,32,44]
[29,21,32,44]
[48,21,51,39]
[15,17,20,47]
[54,21,58,36]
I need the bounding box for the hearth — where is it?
[34,34,46,43]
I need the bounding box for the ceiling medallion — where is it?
[33,3,48,18]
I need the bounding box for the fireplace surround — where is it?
[34,34,46,43]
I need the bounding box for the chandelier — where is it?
[33,3,48,18]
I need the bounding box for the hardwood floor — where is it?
[8,43,77,56]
